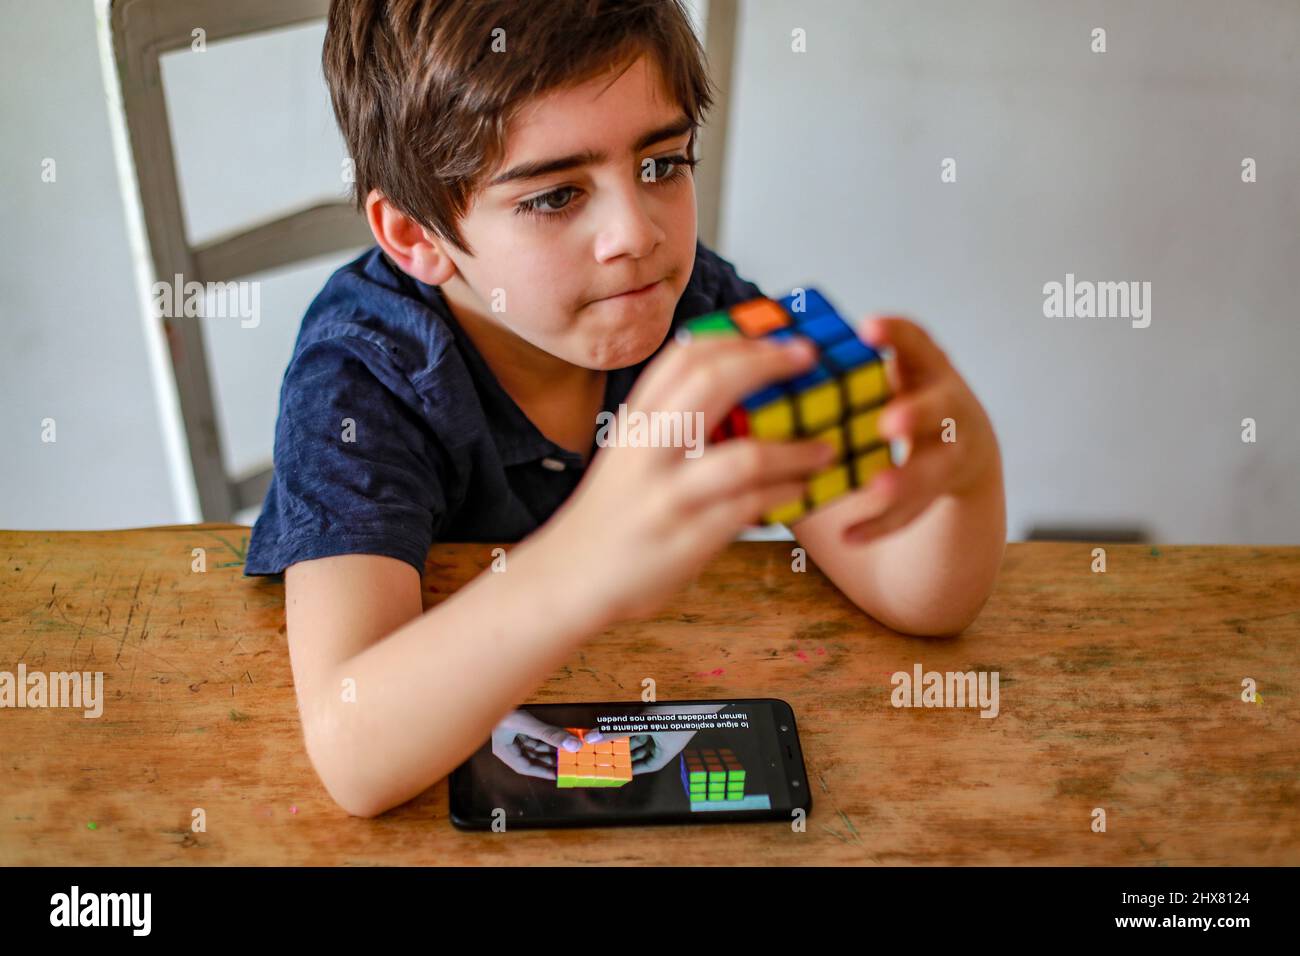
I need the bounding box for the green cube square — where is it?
[685,313,738,337]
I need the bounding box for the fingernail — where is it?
[562,737,582,752]
[586,731,603,743]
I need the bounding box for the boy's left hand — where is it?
[836,314,999,544]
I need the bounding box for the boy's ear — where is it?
[364,189,458,285]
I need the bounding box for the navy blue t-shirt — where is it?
[244,241,765,577]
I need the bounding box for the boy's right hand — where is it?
[535,334,836,626]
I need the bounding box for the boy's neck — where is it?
[438,281,607,460]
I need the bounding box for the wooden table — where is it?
[1,525,1295,865]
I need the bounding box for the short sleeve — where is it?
[244,335,449,577]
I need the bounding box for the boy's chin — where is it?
[581,318,674,370]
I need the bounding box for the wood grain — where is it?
[0,525,1295,865]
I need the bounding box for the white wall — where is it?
[2,0,1295,543]
[0,2,365,529]
[1,0,177,528]
[719,0,1300,543]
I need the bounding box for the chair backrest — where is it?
[97,0,373,521]
[97,0,738,523]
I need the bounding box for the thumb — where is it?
[511,713,583,752]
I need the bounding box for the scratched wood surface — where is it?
[0,525,1295,865]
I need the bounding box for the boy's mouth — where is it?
[593,277,664,303]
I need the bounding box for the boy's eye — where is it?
[515,185,579,218]
[647,155,695,181]
[512,154,698,222]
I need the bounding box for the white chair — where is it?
[96,0,738,522]
[96,0,373,521]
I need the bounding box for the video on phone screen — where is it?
[463,702,795,820]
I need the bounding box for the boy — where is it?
[245,0,1006,817]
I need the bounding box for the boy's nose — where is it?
[593,185,664,262]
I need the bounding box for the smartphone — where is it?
[449,698,811,830]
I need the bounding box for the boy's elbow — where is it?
[887,612,975,638]
[855,593,989,638]
[302,721,393,819]
[904,614,976,638]
[328,779,390,819]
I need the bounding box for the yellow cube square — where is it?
[853,446,892,487]
[846,362,887,409]
[808,465,850,506]
[797,381,841,432]
[847,407,884,451]
[749,398,794,440]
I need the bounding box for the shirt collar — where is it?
[411,280,657,469]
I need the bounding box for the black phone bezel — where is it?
[448,697,811,830]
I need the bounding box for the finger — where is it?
[514,717,582,753]
[523,747,556,768]
[514,763,558,781]
[519,737,555,757]
[843,493,933,544]
[692,478,813,541]
[876,382,963,446]
[841,443,952,542]
[635,335,819,428]
[674,437,838,512]
[627,332,746,401]
[857,315,950,390]
[499,745,558,780]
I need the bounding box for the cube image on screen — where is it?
[680,287,894,525]
[680,747,747,803]
[555,727,633,788]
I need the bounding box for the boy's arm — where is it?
[284,335,836,817]
[789,316,1007,637]
[286,534,609,818]
[790,445,1006,637]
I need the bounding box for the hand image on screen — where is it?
[490,710,600,780]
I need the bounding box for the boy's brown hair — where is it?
[323,0,715,257]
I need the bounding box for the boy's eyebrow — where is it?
[487,115,695,187]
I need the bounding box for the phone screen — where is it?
[449,698,810,829]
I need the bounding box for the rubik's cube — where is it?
[556,728,633,788]
[680,747,746,802]
[681,287,893,525]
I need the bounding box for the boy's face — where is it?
[433,52,699,372]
